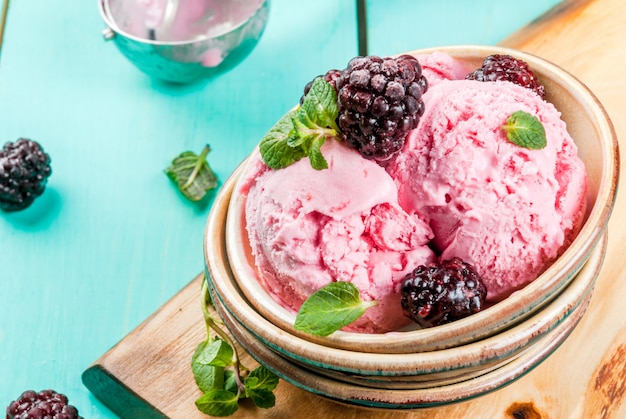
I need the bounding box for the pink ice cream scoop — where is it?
[415,51,471,87]
[242,140,435,333]
[386,79,587,301]
[243,51,587,331]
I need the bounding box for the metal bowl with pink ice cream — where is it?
[99,0,270,83]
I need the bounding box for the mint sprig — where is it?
[501,110,547,150]
[294,282,378,336]
[165,145,218,201]
[259,78,341,170]
[193,277,279,417]
[258,110,305,169]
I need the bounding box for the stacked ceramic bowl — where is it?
[204,46,619,409]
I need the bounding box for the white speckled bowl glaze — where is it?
[204,45,618,404]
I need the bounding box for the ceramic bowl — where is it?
[203,45,619,405]
[214,287,590,408]
[98,0,270,83]
[222,45,619,354]
[205,167,605,390]
[212,288,588,409]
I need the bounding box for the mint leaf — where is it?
[289,116,329,170]
[248,389,276,409]
[165,145,218,201]
[195,389,239,417]
[196,338,234,367]
[192,341,224,393]
[501,110,547,150]
[307,135,328,170]
[244,367,278,409]
[246,366,279,393]
[294,282,378,336]
[223,370,238,394]
[300,77,339,131]
[260,78,339,171]
[259,110,306,169]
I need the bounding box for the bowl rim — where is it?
[221,44,619,353]
[205,164,607,375]
[212,278,592,408]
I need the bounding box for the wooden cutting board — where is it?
[82,0,626,417]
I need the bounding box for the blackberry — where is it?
[400,257,487,328]
[466,54,545,98]
[299,69,342,105]
[0,138,52,212]
[335,54,428,161]
[6,389,83,419]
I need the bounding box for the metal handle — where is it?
[102,27,115,41]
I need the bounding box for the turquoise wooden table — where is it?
[0,1,561,417]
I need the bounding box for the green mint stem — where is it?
[326,117,340,133]
[298,126,338,139]
[201,279,246,394]
[183,144,211,190]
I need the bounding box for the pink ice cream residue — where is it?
[415,51,472,88]
[131,0,264,42]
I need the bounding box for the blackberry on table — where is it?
[401,257,487,328]
[335,54,428,161]
[466,54,546,98]
[6,389,83,419]
[0,138,52,212]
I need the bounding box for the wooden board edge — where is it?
[81,274,205,418]
[82,364,168,419]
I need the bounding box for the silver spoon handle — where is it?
[150,0,178,40]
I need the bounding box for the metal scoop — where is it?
[103,0,179,41]
[99,0,270,83]
[144,0,179,41]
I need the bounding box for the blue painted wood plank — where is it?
[0,1,355,417]
[365,0,563,56]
